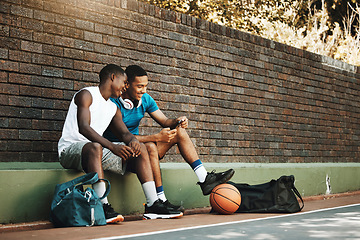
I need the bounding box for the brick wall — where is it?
[1,0,359,163]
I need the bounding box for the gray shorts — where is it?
[59,142,128,175]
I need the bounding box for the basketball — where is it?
[210,183,241,214]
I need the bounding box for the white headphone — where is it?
[119,97,142,110]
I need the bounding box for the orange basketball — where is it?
[210,183,241,214]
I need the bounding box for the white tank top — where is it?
[58,86,117,156]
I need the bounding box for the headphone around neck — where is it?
[119,97,142,110]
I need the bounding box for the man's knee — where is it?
[177,127,190,140]
[83,142,103,156]
[145,142,158,154]
[81,142,103,172]
[137,143,150,160]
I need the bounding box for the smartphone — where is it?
[171,119,185,129]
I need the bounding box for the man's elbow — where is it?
[78,125,90,136]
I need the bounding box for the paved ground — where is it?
[1,192,359,240]
[109,204,359,240]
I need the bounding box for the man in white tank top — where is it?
[58,64,183,223]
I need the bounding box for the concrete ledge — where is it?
[1,162,359,224]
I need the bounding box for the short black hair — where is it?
[99,64,125,83]
[125,65,147,83]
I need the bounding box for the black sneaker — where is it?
[143,199,183,220]
[198,169,235,195]
[103,203,124,224]
[163,200,185,212]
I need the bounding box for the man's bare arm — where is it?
[134,109,188,143]
[75,90,114,149]
[75,90,136,158]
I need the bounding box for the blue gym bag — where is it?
[50,172,110,227]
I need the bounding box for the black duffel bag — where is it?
[228,175,304,213]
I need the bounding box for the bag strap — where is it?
[70,173,111,199]
[74,173,111,200]
[291,184,304,210]
[76,172,99,185]
[56,172,98,193]
[283,175,304,211]
[97,178,111,200]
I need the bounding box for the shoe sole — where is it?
[106,215,124,224]
[143,212,183,220]
[203,169,235,195]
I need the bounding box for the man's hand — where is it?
[176,116,188,129]
[157,128,177,142]
[110,143,135,161]
[129,139,141,157]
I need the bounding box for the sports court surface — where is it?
[1,193,359,240]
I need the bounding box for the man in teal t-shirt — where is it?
[104,92,158,138]
[104,65,234,213]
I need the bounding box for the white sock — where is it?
[142,181,158,207]
[190,159,208,183]
[195,166,208,183]
[157,192,167,202]
[93,181,108,204]
[156,185,167,202]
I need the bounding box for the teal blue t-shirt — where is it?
[103,93,159,142]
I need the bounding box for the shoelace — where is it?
[197,170,216,185]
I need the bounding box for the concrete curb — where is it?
[1,190,360,233]
[0,206,214,233]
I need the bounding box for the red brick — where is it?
[63,26,83,39]
[0,83,19,94]
[21,17,43,31]
[73,60,92,71]
[54,35,74,48]
[19,62,41,74]
[10,27,32,40]
[20,85,42,96]
[94,23,112,35]
[43,22,64,35]
[21,40,42,53]
[41,88,63,98]
[103,35,120,46]
[31,53,53,65]
[0,94,9,105]
[0,60,19,71]
[8,73,29,84]
[0,48,8,59]
[43,2,65,14]
[84,31,102,43]
[0,129,18,140]
[10,5,33,18]
[9,50,31,63]
[33,32,55,45]
[63,69,82,80]
[0,71,8,83]
[9,95,32,107]
[34,9,54,22]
